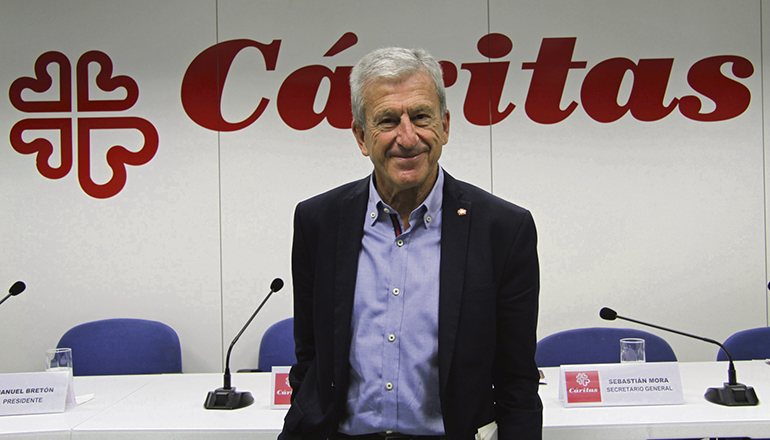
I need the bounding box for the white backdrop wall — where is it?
[1,0,768,374]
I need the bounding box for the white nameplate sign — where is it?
[558,362,684,407]
[271,366,292,409]
[0,371,75,416]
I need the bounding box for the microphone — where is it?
[599,307,758,406]
[0,281,26,307]
[204,278,284,410]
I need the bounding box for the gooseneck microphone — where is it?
[600,307,758,406]
[205,278,284,410]
[0,281,26,307]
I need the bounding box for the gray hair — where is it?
[350,47,447,129]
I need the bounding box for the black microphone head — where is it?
[270,278,284,292]
[599,307,617,321]
[9,281,25,296]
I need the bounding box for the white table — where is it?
[1,361,768,439]
[0,374,156,440]
[71,372,286,440]
[540,360,769,439]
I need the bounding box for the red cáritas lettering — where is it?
[521,38,587,124]
[181,39,280,132]
[461,33,516,126]
[178,34,755,131]
[679,55,753,121]
[580,58,678,123]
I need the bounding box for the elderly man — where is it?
[279,47,542,440]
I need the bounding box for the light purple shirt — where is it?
[338,168,445,436]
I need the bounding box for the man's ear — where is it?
[441,110,450,145]
[352,120,369,156]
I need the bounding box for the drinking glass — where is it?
[620,338,645,363]
[46,348,73,372]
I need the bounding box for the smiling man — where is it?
[353,68,448,230]
[279,47,542,440]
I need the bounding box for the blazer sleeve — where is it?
[280,202,319,439]
[493,209,543,439]
[288,201,315,397]
[281,180,368,439]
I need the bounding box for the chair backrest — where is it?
[717,327,770,361]
[258,317,296,372]
[57,318,182,376]
[535,327,677,368]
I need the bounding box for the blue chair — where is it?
[258,317,296,371]
[536,327,677,368]
[717,327,770,361]
[57,318,182,376]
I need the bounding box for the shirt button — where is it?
[385,382,393,391]
[426,216,432,223]
[396,239,404,247]
[392,288,400,296]
[383,208,391,213]
[388,334,396,342]
[370,212,376,218]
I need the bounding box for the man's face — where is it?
[353,71,450,200]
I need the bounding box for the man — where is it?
[280,47,542,440]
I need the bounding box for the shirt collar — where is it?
[366,166,444,230]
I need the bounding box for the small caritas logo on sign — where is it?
[273,373,292,405]
[566,371,602,403]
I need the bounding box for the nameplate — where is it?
[0,371,73,416]
[558,362,684,407]
[271,366,292,409]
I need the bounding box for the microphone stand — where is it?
[600,307,758,406]
[205,279,283,410]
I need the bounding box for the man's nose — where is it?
[396,115,418,148]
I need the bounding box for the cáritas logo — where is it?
[9,51,158,199]
[9,33,755,197]
[181,32,755,132]
[566,370,602,403]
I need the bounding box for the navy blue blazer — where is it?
[280,171,542,440]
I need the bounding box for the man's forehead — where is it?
[370,102,435,118]
[363,72,440,114]
[364,70,434,93]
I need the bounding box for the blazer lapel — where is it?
[333,178,369,385]
[438,173,471,394]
